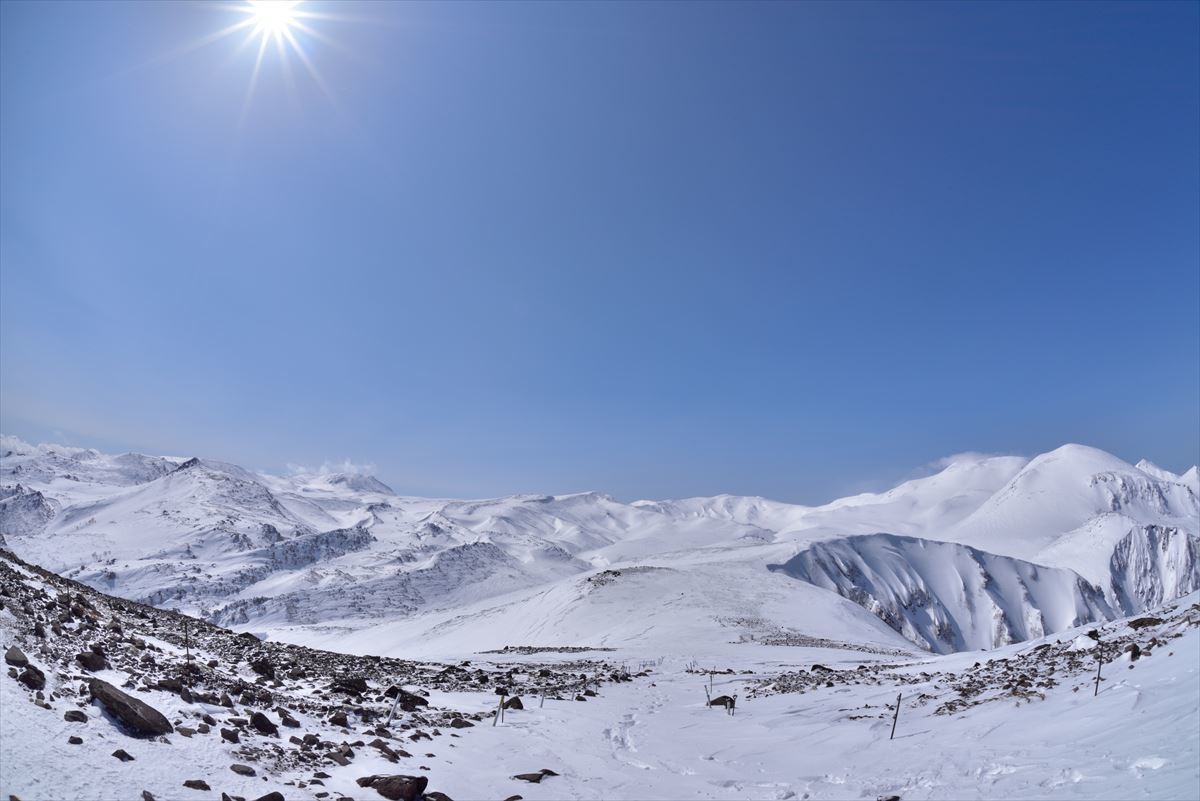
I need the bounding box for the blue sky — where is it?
[1,1,1197,502]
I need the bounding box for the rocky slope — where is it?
[0,548,631,801]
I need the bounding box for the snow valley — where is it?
[1,437,1198,800]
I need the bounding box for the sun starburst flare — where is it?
[243,0,302,44]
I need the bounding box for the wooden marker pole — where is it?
[890,693,901,740]
[1094,655,1103,697]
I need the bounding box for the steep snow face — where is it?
[1108,524,1200,615]
[0,485,57,545]
[769,533,1115,653]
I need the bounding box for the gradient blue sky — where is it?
[2,1,1198,502]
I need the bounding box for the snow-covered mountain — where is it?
[1,435,1196,656]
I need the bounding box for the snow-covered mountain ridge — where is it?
[1,436,1196,655]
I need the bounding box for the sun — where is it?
[246,0,301,42]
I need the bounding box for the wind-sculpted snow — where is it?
[769,533,1115,653]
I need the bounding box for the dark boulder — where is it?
[18,664,46,691]
[249,658,275,679]
[708,695,734,707]
[250,711,278,736]
[503,696,523,710]
[76,651,108,671]
[90,678,173,736]
[513,773,545,783]
[63,709,88,723]
[112,749,135,762]
[230,764,257,776]
[384,687,429,710]
[449,718,473,729]
[251,794,285,801]
[68,736,83,745]
[220,728,240,743]
[331,676,369,695]
[182,779,211,791]
[356,774,428,801]
[4,645,28,667]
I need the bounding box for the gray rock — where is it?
[4,645,28,667]
[250,711,278,736]
[89,678,173,736]
[230,763,256,776]
[18,664,45,691]
[355,774,428,801]
[76,651,108,671]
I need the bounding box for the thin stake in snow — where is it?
[182,619,191,690]
[384,692,403,728]
[494,690,506,726]
[1094,653,1103,697]
[890,693,902,740]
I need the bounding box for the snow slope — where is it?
[1,436,1196,657]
